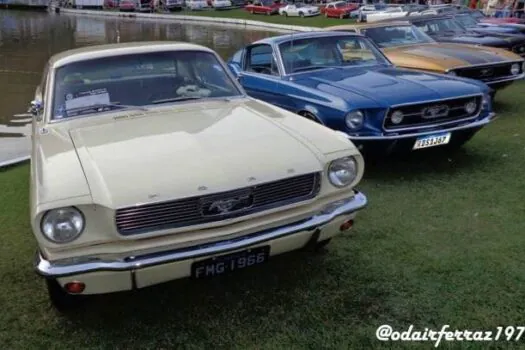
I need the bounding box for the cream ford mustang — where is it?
[28,42,368,310]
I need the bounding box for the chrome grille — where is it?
[115,172,321,235]
[454,62,523,82]
[384,95,483,131]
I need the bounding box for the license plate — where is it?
[413,132,451,150]
[191,246,270,279]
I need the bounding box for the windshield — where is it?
[278,35,390,74]
[362,25,435,47]
[51,50,241,120]
[454,14,479,27]
[412,18,465,34]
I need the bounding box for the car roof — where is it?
[377,13,455,23]
[327,21,412,31]
[48,41,214,69]
[253,31,366,45]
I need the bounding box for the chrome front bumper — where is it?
[347,112,496,141]
[485,73,525,86]
[35,191,368,279]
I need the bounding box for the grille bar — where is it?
[454,62,522,82]
[115,172,321,235]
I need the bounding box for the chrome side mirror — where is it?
[29,100,43,120]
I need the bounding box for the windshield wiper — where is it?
[66,103,148,114]
[292,65,337,73]
[151,96,204,104]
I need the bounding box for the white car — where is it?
[186,0,208,10]
[211,0,231,8]
[279,3,320,17]
[365,6,409,23]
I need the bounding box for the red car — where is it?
[245,0,283,15]
[320,1,358,19]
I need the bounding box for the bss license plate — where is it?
[413,132,451,150]
[191,246,270,279]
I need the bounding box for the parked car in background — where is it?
[227,32,496,155]
[119,0,152,11]
[279,3,320,17]
[328,22,525,98]
[210,0,232,9]
[454,10,525,37]
[30,41,368,310]
[320,1,358,19]
[245,0,283,15]
[164,0,184,11]
[392,15,525,57]
[352,4,388,22]
[186,0,208,10]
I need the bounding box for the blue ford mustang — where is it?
[227,31,496,153]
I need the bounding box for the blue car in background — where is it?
[227,31,496,154]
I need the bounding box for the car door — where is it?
[238,44,280,104]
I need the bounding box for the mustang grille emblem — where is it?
[479,68,494,77]
[421,105,449,119]
[201,191,253,216]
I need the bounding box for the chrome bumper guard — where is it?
[35,191,368,278]
[348,112,496,141]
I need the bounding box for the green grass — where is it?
[177,8,350,27]
[1,81,524,349]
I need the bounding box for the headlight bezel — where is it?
[446,70,457,76]
[40,206,86,244]
[510,63,520,75]
[327,156,358,188]
[345,110,364,130]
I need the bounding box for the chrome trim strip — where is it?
[386,93,483,109]
[484,73,525,85]
[348,112,495,140]
[34,191,368,278]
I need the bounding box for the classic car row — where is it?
[28,9,524,311]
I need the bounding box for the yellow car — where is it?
[328,21,525,98]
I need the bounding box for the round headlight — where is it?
[40,207,85,243]
[447,71,457,76]
[391,110,404,124]
[345,110,364,130]
[464,100,477,114]
[328,156,358,188]
[511,63,520,75]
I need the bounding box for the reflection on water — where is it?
[0,9,279,165]
[0,10,279,126]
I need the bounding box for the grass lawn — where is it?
[178,8,350,27]
[1,81,524,348]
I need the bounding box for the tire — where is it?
[304,238,332,252]
[46,279,85,312]
[299,11,303,17]
[283,11,287,16]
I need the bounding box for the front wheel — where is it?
[46,279,85,312]
[299,11,304,17]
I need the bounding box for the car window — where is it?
[362,25,435,47]
[245,44,279,76]
[279,35,389,74]
[51,50,242,120]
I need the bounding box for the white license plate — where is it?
[413,132,451,150]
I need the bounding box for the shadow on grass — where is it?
[52,247,387,346]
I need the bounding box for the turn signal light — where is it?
[340,219,354,231]
[64,281,85,294]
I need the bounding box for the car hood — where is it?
[291,66,485,108]
[430,31,512,47]
[67,99,340,209]
[384,42,519,70]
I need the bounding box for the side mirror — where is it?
[29,100,43,120]
[228,62,242,77]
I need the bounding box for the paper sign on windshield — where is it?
[65,88,110,111]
